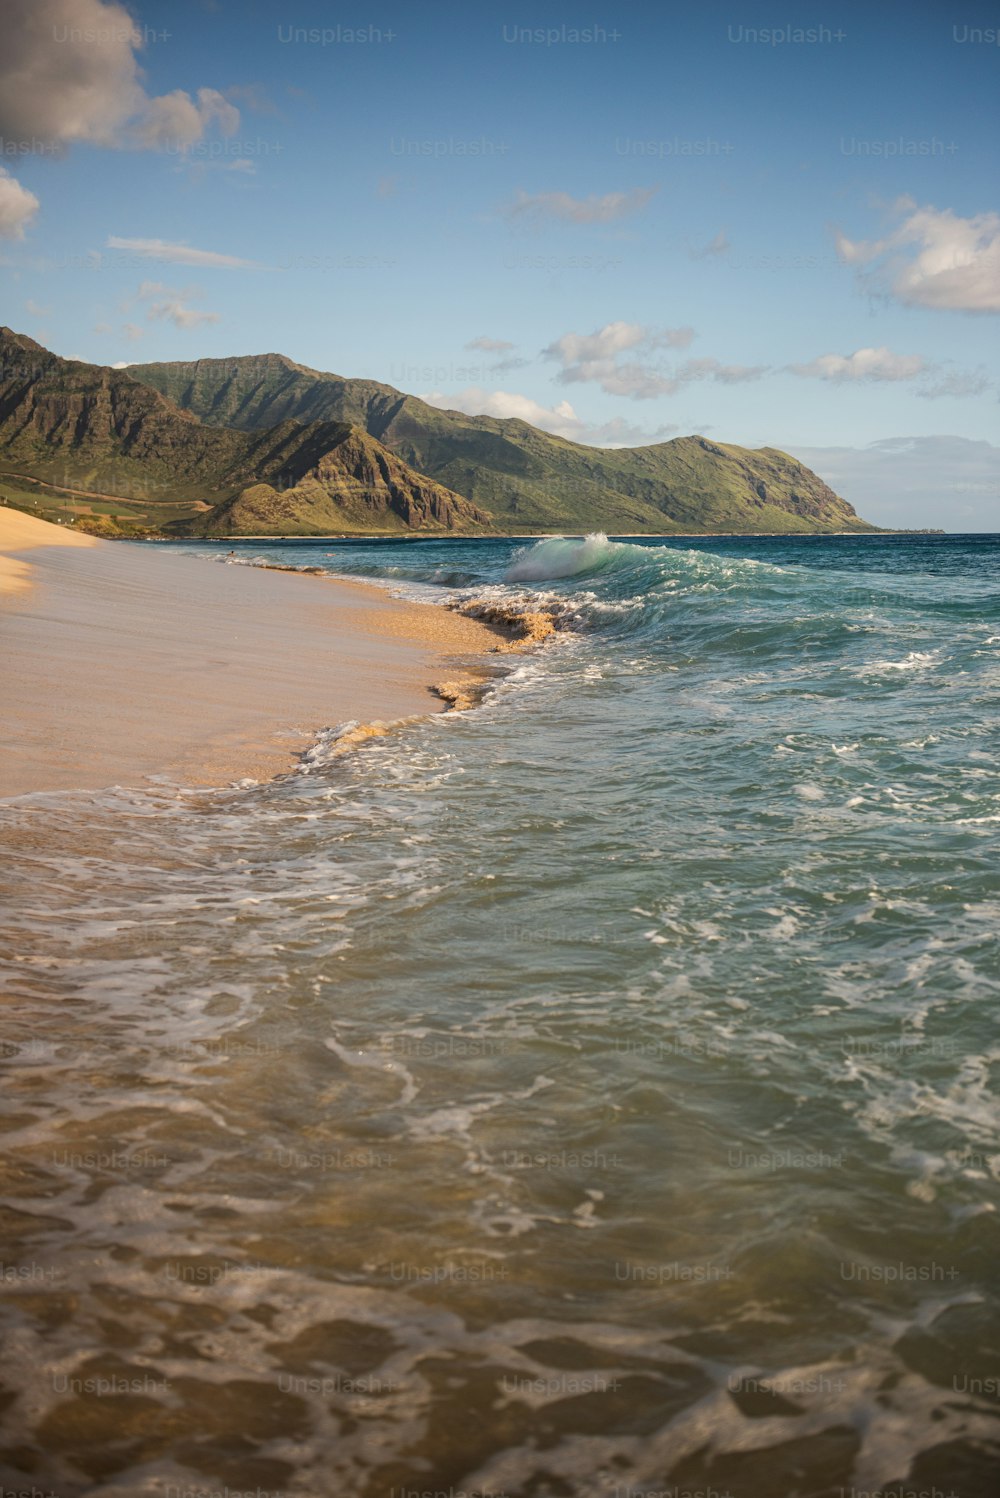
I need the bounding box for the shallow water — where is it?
[2,533,998,1497]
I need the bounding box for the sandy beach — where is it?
[0,511,502,796]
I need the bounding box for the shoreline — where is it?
[0,512,512,798]
[152,527,931,541]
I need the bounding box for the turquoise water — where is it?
[1,532,998,1497]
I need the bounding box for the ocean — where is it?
[2,532,998,1498]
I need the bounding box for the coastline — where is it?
[0,512,508,797]
[140,526,957,548]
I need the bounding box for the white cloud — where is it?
[543,323,762,400]
[833,201,1000,313]
[580,416,680,447]
[543,321,696,399]
[545,321,691,365]
[505,187,658,224]
[791,346,990,399]
[794,435,1000,530]
[106,236,264,269]
[594,363,679,398]
[419,388,679,448]
[0,168,40,239]
[128,87,238,151]
[25,297,52,316]
[0,0,240,153]
[422,387,582,438]
[791,346,927,382]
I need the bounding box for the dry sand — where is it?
[0,506,95,597]
[0,512,503,795]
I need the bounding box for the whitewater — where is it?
[1,530,998,1497]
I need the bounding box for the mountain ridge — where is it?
[131,350,874,534]
[0,330,876,535]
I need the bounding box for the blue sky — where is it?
[1,0,998,527]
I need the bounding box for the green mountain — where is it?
[0,330,490,533]
[0,330,874,535]
[131,351,874,534]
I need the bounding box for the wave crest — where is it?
[504,533,621,582]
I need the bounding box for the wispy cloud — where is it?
[463,335,528,373]
[505,187,658,225]
[833,199,1000,313]
[916,367,992,400]
[134,279,219,329]
[676,357,767,384]
[176,156,257,180]
[689,230,730,259]
[146,300,219,329]
[106,236,264,269]
[225,83,278,117]
[466,335,515,353]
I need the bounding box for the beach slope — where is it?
[0,513,500,795]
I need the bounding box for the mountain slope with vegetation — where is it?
[132,351,874,534]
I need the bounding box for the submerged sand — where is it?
[0,514,504,795]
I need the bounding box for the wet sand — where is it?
[0,513,503,795]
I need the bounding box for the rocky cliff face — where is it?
[304,427,490,529]
[174,425,492,536]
